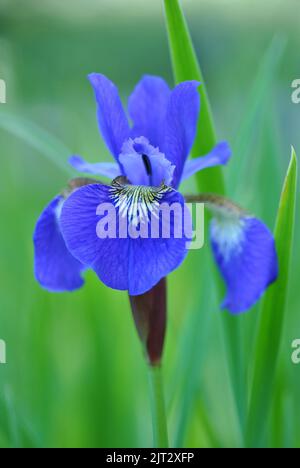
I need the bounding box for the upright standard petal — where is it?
[163,81,200,188]
[69,155,121,179]
[181,142,231,182]
[119,137,175,187]
[88,73,130,159]
[60,183,192,296]
[34,196,85,292]
[128,75,171,148]
[210,216,278,314]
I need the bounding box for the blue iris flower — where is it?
[33,74,278,314]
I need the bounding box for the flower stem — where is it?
[148,365,169,448]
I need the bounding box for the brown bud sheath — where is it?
[129,278,167,366]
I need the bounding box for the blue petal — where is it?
[60,184,191,295]
[181,142,231,181]
[69,155,121,179]
[33,196,85,292]
[210,216,278,313]
[119,137,175,186]
[162,81,200,188]
[128,75,171,148]
[88,73,130,159]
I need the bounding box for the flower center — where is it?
[109,177,171,226]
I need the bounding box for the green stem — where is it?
[148,365,169,448]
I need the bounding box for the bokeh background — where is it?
[0,0,299,448]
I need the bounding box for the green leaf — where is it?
[220,37,285,440]
[230,35,286,197]
[172,250,213,447]
[163,0,225,195]
[246,148,298,447]
[0,111,73,176]
[163,0,244,444]
[3,386,21,448]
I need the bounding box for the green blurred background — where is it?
[0,0,299,448]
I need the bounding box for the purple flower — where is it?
[33,74,277,314]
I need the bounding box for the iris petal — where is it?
[60,184,191,295]
[128,75,171,148]
[69,155,121,179]
[181,142,231,181]
[33,196,85,292]
[88,73,130,159]
[210,216,278,313]
[163,81,200,188]
[119,137,175,186]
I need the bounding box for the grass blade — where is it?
[230,35,286,197]
[0,111,73,175]
[163,0,245,444]
[163,0,225,194]
[4,385,21,448]
[246,147,298,447]
[172,256,213,447]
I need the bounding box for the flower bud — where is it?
[129,278,167,366]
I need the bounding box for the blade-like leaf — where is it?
[230,35,286,197]
[163,0,225,195]
[163,0,244,444]
[172,250,213,447]
[220,37,285,438]
[246,148,298,447]
[0,111,73,175]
